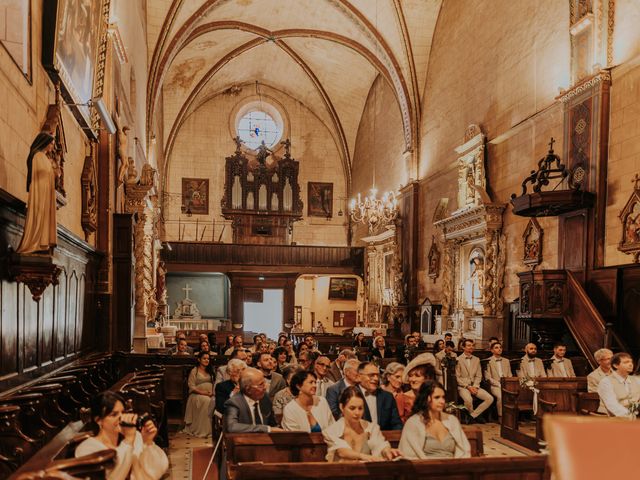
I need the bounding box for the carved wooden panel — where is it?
[0,230,99,393]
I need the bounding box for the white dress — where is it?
[75,431,168,480]
[281,396,335,432]
[322,418,391,461]
[183,367,215,437]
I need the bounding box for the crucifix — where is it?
[182,284,192,300]
[633,173,640,191]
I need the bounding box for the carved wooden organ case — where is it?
[221,140,303,244]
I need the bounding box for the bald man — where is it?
[223,368,281,433]
[518,343,547,378]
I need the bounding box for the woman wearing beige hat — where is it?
[396,353,437,423]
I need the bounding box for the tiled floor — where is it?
[169,431,213,480]
[167,421,535,478]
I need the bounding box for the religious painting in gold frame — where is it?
[42,0,107,138]
[328,277,358,301]
[182,178,209,215]
[308,182,333,217]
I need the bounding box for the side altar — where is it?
[433,125,506,344]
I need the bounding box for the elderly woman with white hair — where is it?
[215,358,247,414]
[369,335,393,360]
[396,353,437,423]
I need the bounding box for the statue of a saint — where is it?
[16,133,58,254]
[468,255,484,307]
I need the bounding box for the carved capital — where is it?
[124,183,152,214]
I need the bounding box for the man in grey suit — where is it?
[326,358,361,418]
[456,339,493,424]
[254,352,286,400]
[223,368,283,433]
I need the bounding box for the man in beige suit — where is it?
[484,342,512,418]
[456,339,493,423]
[518,343,547,379]
[547,342,576,377]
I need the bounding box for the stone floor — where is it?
[167,421,536,479]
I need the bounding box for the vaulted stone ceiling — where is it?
[147,0,442,188]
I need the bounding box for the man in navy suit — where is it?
[357,361,403,430]
[223,368,283,433]
[326,358,361,418]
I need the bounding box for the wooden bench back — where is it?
[225,428,483,477]
[232,456,549,480]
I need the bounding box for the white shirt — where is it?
[243,394,263,425]
[551,356,568,377]
[495,358,504,377]
[76,431,168,480]
[360,386,378,424]
[527,359,536,377]
[597,372,640,418]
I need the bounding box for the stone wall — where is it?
[350,75,407,243]
[0,0,149,241]
[163,86,349,245]
[416,0,571,306]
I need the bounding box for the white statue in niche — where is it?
[466,248,485,310]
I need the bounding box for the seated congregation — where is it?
[2,329,639,479]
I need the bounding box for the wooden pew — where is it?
[576,392,603,415]
[225,428,483,479]
[0,405,39,473]
[232,456,550,480]
[9,422,87,479]
[501,377,589,451]
[13,449,117,480]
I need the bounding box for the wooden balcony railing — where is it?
[161,242,364,275]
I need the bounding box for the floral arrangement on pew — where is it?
[445,401,467,419]
[626,400,640,419]
[519,375,540,414]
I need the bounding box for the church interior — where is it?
[1,0,640,478]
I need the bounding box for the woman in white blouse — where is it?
[281,370,334,432]
[398,381,470,459]
[75,391,168,480]
[323,386,401,462]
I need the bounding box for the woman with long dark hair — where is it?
[183,351,215,437]
[398,381,470,459]
[75,391,168,479]
[323,386,401,462]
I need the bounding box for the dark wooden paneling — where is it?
[559,210,588,277]
[0,191,100,393]
[586,268,619,320]
[112,214,134,352]
[0,280,18,377]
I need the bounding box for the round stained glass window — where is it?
[237,110,282,150]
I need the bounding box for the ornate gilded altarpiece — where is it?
[433,125,506,342]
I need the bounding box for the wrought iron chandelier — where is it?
[349,188,399,233]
